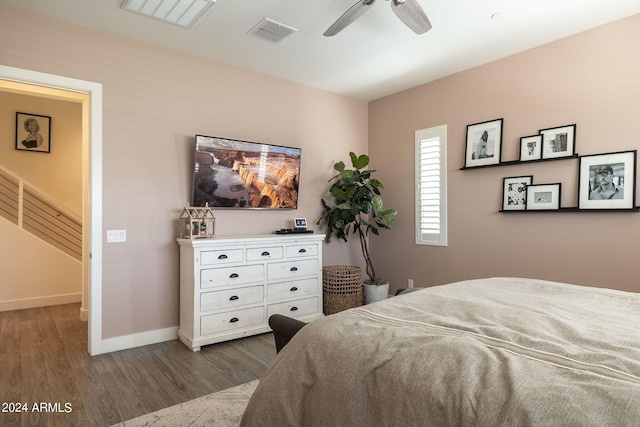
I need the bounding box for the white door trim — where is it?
[0,65,103,355]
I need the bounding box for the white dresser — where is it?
[177,234,325,351]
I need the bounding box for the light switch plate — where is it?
[107,229,127,243]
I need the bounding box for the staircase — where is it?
[0,165,82,261]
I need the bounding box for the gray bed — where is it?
[241,277,640,426]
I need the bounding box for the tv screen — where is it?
[191,135,301,209]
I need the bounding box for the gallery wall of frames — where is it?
[461,118,638,213]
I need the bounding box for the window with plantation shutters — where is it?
[415,125,447,246]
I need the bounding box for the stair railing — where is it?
[0,164,82,261]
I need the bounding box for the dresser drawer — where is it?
[267,259,319,281]
[201,249,243,265]
[267,297,320,319]
[201,306,264,336]
[201,285,264,312]
[286,243,319,258]
[246,246,284,261]
[201,264,263,288]
[267,278,319,302]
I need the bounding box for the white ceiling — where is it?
[3,0,640,101]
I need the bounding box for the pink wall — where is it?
[369,14,640,293]
[0,4,368,339]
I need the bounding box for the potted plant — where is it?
[316,152,397,303]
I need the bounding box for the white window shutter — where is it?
[415,125,447,246]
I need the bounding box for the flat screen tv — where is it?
[191,134,301,209]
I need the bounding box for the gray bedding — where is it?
[241,277,640,426]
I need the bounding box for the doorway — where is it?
[0,65,103,355]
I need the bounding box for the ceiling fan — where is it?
[324,0,432,36]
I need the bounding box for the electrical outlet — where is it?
[408,279,414,289]
[107,229,127,243]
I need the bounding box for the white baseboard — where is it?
[79,306,88,322]
[0,293,82,312]
[101,326,179,354]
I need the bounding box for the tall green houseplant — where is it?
[316,152,397,285]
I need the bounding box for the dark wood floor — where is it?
[0,303,277,426]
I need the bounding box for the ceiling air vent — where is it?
[122,0,216,29]
[248,18,297,43]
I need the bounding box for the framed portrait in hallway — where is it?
[15,112,51,153]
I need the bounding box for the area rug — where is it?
[112,380,258,427]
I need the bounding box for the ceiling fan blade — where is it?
[324,0,376,37]
[391,0,432,34]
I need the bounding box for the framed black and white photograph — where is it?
[464,118,503,168]
[502,175,533,211]
[578,150,636,210]
[540,124,575,160]
[15,112,51,153]
[519,135,542,161]
[526,183,561,210]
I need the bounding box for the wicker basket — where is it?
[322,265,363,315]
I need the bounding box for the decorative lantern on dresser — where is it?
[177,233,325,351]
[178,203,215,239]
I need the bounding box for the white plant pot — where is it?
[362,282,390,304]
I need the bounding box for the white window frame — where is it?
[415,125,448,246]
